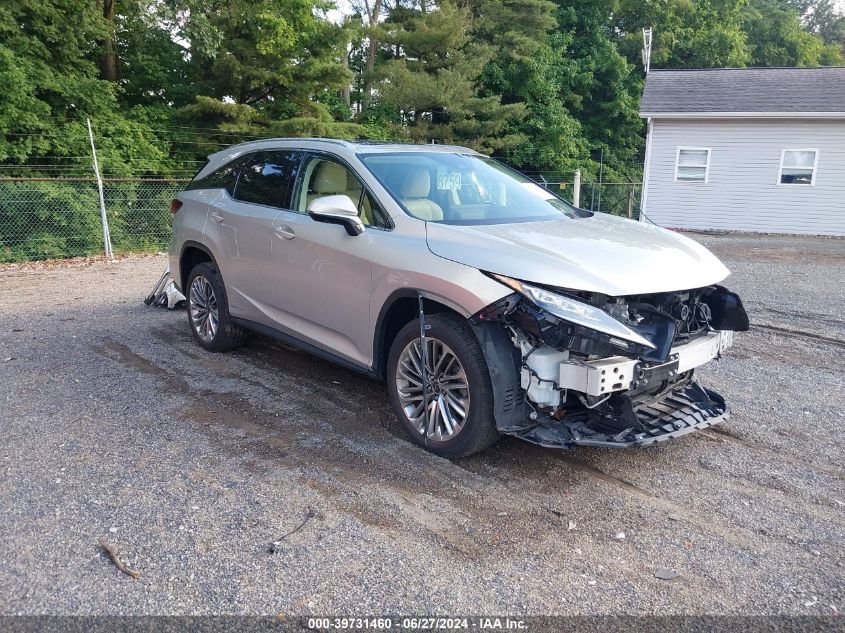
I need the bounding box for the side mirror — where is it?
[307,195,365,236]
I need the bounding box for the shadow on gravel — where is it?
[94,307,845,509]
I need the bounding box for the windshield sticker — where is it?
[436,171,462,191]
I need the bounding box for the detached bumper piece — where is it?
[144,266,186,310]
[507,380,728,449]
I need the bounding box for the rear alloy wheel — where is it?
[185,262,247,352]
[189,275,219,343]
[387,313,499,458]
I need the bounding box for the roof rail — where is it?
[214,137,354,152]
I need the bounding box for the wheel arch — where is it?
[372,290,469,380]
[376,290,528,432]
[179,241,218,293]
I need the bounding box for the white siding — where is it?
[643,118,845,236]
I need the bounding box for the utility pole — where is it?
[596,148,604,213]
[87,118,113,259]
[361,0,383,109]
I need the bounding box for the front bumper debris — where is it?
[472,283,745,451]
[144,266,186,309]
[557,330,733,397]
[507,380,729,449]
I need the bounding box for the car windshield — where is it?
[358,152,582,225]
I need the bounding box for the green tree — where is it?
[614,0,842,69]
[374,1,525,151]
[195,1,348,105]
[174,0,363,141]
[745,0,844,65]
[0,0,113,160]
[0,0,165,170]
[486,1,642,180]
[554,1,643,181]
[461,0,557,61]
[616,0,751,69]
[788,0,845,50]
[111,0,197,108]
[491,33,589,177]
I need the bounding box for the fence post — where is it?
[626,188,634,219]
[87,118,113,259]
[596,149,604,213]
[572,169,581,208]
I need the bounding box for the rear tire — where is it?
[387,313,499,458]
[186,262,247,352]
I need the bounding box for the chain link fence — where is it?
[0,175,641,264]
[0,118,645,263]
[0,178,187,263]
[531,179,642,218]
[584,182,642,218]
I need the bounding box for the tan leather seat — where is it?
[305,161,373,225]
[306,161,348,209]
[358,191,375,226]
[399,171,443,221]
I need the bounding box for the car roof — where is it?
[195,138,483,182]
[208,138,481,158]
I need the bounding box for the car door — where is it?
[204,150,301,323]
[268,153,388,367]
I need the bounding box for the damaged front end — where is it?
[471,275,749,449]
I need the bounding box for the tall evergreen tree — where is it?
[374,1,525,151]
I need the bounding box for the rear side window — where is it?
[185,157,245,195]
[233,151,300,208]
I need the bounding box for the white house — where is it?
[639,67,845,236]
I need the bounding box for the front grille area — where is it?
[507,380,728,449]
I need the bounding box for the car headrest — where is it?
[398,170,431,199]
[314,162,348,194]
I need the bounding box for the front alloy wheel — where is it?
[386,313,499,458]
[396,337,470,441]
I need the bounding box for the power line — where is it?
[4,121,376,143]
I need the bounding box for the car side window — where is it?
[185,156,245,195]
[360,190,389,228]
[296,156,387,228]
[233,151,299,208]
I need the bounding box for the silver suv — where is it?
[169,139,748,457]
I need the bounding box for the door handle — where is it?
[209,211,225,223]
[274,224,296,240]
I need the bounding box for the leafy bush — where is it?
[0,179,182,262]
[0,181,103,262]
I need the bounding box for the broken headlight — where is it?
[489,274,656,350]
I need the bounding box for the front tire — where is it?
[387,313,499,458]
[186,262,247,353]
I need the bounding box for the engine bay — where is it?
[470,282,749,448]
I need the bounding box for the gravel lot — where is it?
[0,233,843,617]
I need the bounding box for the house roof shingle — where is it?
[640,67,845,117]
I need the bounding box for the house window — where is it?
[675,148,710,183]
[779,149,818,185]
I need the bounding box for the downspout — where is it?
[639,27,654,224]
[639,117,654,223]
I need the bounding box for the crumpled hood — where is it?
[426,213,730,296]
